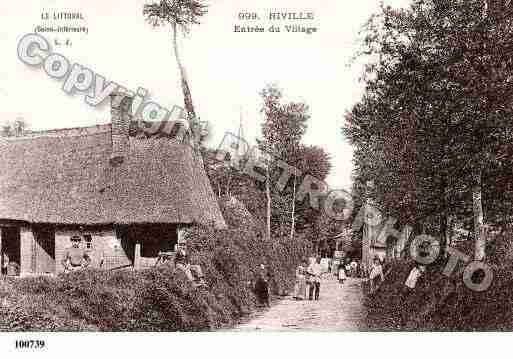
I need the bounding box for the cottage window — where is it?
[84,234,92,249]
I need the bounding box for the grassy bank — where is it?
[0,199,310,331]
[365,232,513,331]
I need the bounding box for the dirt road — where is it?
[233,277,367,331]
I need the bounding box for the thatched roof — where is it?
[0,130,226,228]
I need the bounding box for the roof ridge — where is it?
[4,130,111,142]
[26,123,111,133]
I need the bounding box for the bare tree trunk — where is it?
[439,213,447,259]
[446,215,454,249]
[473,167,486,260]
[266,161,271,242]
[438,177,448,258]
[171,23,197,123]
[226,174,231,198]
[289,177,296,240]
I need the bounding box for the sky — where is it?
[0,0,410,190]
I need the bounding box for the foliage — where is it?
[143,0,208,33]
[366,229,513,331]
[202,84,334,252]
[258,84,332,243]
[344,0,513,248]
[143,0,208,140]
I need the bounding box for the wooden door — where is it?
[1,227,21,272]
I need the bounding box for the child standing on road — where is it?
[338,263,347,284]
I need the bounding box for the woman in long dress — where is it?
[293,264,307,300]
[255,264,271,307]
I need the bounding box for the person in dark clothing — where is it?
[255,264,270,307]
[174,242,188,266]
[173,241,195,281]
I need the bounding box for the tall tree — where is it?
[259,84,332,242]
[345,0,513,260]
[143,0,207,125]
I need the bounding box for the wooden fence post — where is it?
[134,241,141,270]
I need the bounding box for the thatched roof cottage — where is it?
[0,93,225,276]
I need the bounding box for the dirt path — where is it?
[232,277,367,331]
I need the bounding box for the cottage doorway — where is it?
[119,225,178,268]
[1,227,21,276]
[33,226,55,274]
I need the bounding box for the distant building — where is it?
[0,93,225,276]
[332,230,352,259]
[360,203,407,271]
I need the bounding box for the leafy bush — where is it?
[365,230,513,331]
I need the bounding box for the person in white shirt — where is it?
[1,252,9,276]
[405,264,425,290]
[369,257,384,293]
[307,256,324,300]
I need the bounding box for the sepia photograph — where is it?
[0,0,512,357]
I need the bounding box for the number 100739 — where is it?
[15,340,45,349]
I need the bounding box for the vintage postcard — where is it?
[0,0,511,356]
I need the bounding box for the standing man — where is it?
[1,252,9,276]
[350,259,358,277]
[62,235,91,273]
[174,240,194,281]
[307,256,324,300]
[174,241,188,267]
[369,256,384,293]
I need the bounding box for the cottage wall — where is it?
[14,224,182,275]
[20,227,34,275]
[55,227,133,272]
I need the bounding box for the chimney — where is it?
[110,90,133,165]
